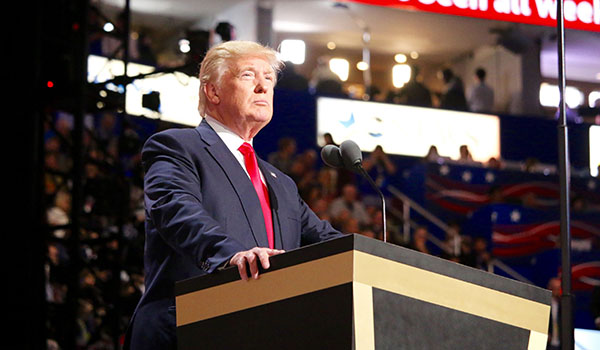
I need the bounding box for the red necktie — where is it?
[238,142,274,249]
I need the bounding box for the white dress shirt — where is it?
[204,115,266,184]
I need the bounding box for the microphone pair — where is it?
[321,140,363,171]
[320,139,388,243]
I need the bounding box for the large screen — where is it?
[316,97,500,163]
[88,55,201,126]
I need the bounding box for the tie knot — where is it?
[238,142,254,156]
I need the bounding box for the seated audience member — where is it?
[410,226,430,255]
[486,157,502,169]
[362,145,397,188]
[341,217,360,234]
[47,189,72,239]
[424,145,447,163]
[456,144,476,165]
[523,157,541,173]
[323,132,337,146]
[329,184,370,225]
[267,137,297,175]
[473,237,492,270]
[442,221,462,258]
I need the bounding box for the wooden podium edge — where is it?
[177,247,550,341]
[176,250,354,326]
[353,251,550,335]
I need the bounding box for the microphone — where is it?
[320,144,344,169]
[320,140,388,243]
[339,140,363,170]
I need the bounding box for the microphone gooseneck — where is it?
[320,140,387,243]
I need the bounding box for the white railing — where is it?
[387,184,535,284]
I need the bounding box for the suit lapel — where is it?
[195,120,269,248]
[258,159,286,250]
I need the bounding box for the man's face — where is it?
[214,56,275,137]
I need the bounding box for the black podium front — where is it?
[175,234,551,349]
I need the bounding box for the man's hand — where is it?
[229,247,285,281]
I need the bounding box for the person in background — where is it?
[276,61,309,91]
[329,183,370,226]
[456,144,476,165]
[309,55,343,96]
[468,67,494,113]
[267,137,297,175]
[396,65,432,107]
[362,145,397,188]
[410,226,431,255]
[439,68,467,111]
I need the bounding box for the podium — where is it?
[175,234,551,349]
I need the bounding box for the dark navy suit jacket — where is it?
[126,119,342,350]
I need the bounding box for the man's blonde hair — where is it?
[198,40,284,116]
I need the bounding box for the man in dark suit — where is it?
[126,40,342,350]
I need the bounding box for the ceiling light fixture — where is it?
[103,22,114,32]
[280,39,306,64]
[394,54,407,64]
[356,61,369,71]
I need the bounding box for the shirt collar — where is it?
[204,115,253,153]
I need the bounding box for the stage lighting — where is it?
[393,64,411,88]
[103,22,114,32]
[356,61,369,71]
[329,58,349,82]
[280,39,305,65]
[179,39,191,53]
[394,54,407,64]
[539,83,585,109]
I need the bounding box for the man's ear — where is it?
[204,82,220,105]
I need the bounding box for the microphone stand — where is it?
[556,0,574,348]
[355,164,387,243]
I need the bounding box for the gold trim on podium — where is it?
[176,251,354,326]
[353,282,375,350]
[353,251,551,335]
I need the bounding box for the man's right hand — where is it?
[229,247,285,281]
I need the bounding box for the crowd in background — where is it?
[278,56,497,115]
[41,110,499,349]
[44,111,151,349]
[43,106,600,349]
